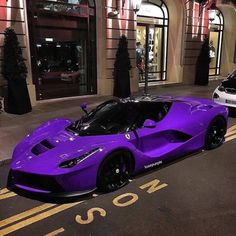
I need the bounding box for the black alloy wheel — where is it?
[205,116,226,150]
[97,151,133,192]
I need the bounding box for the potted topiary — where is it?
[1,27,32,114]
[113,35,132,98]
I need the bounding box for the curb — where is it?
[0,158,11,167]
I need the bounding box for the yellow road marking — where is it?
[227,124,236,133]
[0,192,17,201]
[45,227,65,236]
[139,179,168,194]
[0,203,55,228]
[225,134,236,143]
[113,193,138,207]
[0,201,83,236]
[75,208,106,225]
[0,189,9,195]
[225,129,236,138]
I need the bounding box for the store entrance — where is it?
[209,30,222,76]
[27,0,96,100]
[136,1,168,85]
[136,24,164,83]
[209,10,224,76]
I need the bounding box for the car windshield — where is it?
[228,70,236,80]
[67,100,140,135]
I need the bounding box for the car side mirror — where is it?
[143,119,156,128]
[80,103,88,115]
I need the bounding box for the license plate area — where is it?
[226,99,236,105]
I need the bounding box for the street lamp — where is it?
[208,1,218,21]
[133,0,142,13]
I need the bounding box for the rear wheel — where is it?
[205,116,226,150]
[97,151,133,192]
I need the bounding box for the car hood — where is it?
[11,118,124,174]
[222,79,236,89]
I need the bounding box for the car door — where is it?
[134,101,185,160]
[134,102,165,157]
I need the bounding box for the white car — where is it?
[213,69,236,108]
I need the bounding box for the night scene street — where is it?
[0,0,236,236]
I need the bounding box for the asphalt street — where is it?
[1,81,236,236]
[0,118,236,236]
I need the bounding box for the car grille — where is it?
[9,170,64,192]
[225,88,236,94]
[32,139,55,156]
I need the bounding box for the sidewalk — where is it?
[0,80,221,165]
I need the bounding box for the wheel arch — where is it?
[204,114,227,150]
[207,114,227,132]
[96,148,136,186]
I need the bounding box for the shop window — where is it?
[136,0,168,84]
[27,0,96,100]
[209,11,224,76]
[36,41,87,89]
[35,0,93,17]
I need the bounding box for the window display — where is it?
[36,41,86,86]
[209,11,224,76]
[27,0,96,100]
[136,1,168,84]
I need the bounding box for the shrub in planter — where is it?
[1,28,32,114]
[195,36,211,86]
[113,35,132,98]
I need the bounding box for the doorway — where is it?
[209,11,224,76]
[136,24,164,82]
[136,1,168,85]
[27,0,97,100]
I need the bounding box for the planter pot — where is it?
[0,97,3,113]
[3,85,8,113]
[5,80,32,115]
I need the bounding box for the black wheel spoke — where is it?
[205,117,226,150]
[98,152,132,192]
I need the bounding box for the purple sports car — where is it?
[8,96,228,197]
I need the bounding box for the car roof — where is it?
[119,95,173,103]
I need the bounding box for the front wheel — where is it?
[97,151,133,193]
[205,116,226,150]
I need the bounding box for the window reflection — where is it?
[36,41,86,85]
[35,0,90,16]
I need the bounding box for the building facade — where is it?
[0,0,235,104]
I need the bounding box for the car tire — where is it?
[205,116,227,150]
[97,150,133,193]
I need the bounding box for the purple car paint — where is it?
[8,96,228,197]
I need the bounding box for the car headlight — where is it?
[218,85,225,92]
[213,93,219,99]
[59,148,101,168]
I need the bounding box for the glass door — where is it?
[136,24,164,83]
[36,39,87,100]
[149,26,163,81]
[209,31,220,76]
[208,11,224,76]
[27,0,97,100]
